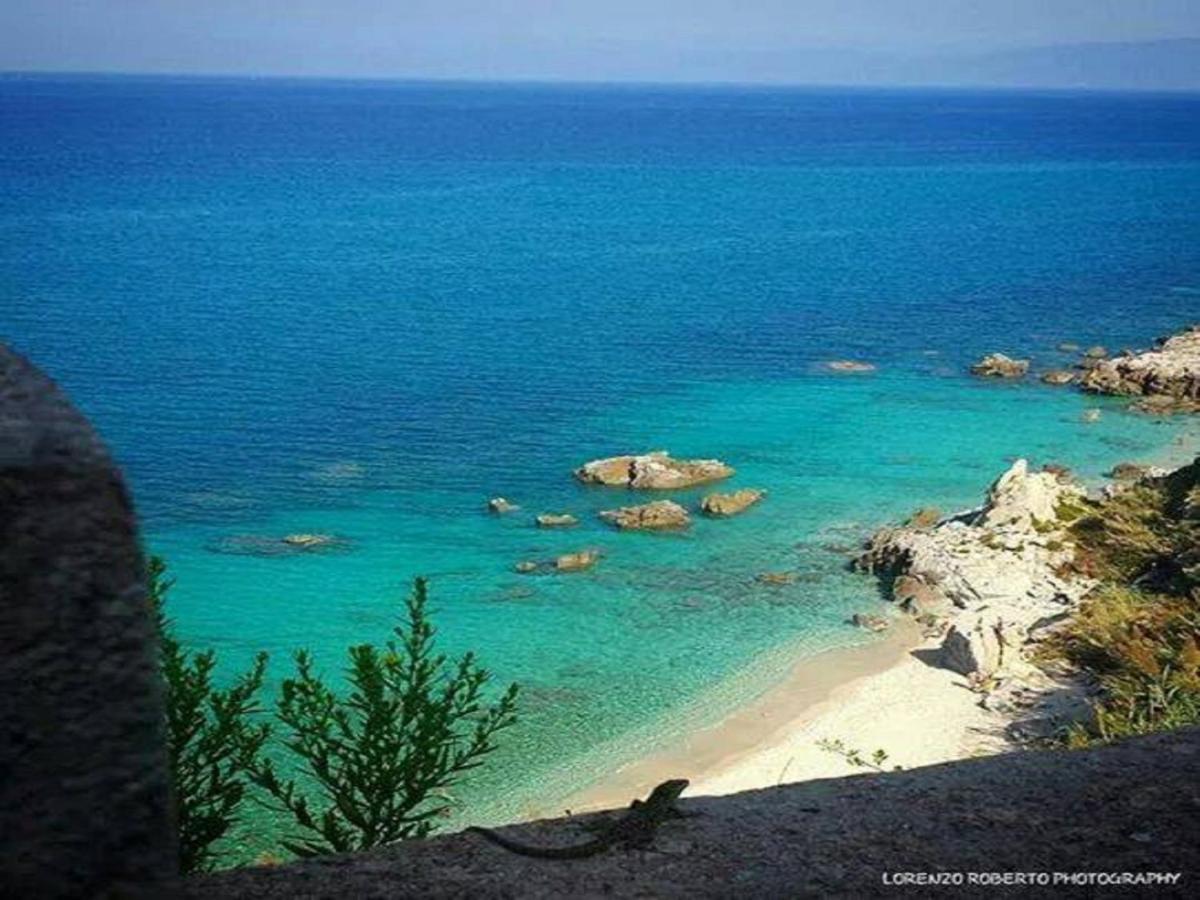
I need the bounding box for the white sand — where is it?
[565,621,1013,812]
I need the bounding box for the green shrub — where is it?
[250,577,520,856]
[150,557,270,874]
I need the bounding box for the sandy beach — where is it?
[564,617,1014,812]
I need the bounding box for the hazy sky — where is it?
[2,0,1199,85]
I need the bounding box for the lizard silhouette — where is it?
[467,778,690,859]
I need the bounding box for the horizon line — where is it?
[4,67,1200,98]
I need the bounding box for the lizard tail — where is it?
[466,825,602,860]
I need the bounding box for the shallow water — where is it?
[3,76,1199,854]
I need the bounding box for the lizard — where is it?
[466,778,690,859]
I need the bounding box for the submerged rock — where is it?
[575,451,734,489]
[1083,345,1109,359]
[1082,408,1102,423]
[209,533,349,557]
[1040,370,1076,386]
[281,533,337,549]
[599,500,690,530]
[1057,342,1081,352]
[852,613,890,633]
[970,353,1029,379]
[1079,326,1200,411]
[826,360,876,373]
[756,571,797,586]
[514,560,539,574]
[488,497,520,514]
[554,550,600,572]
[536,513,578,528]
[700,489,765,517]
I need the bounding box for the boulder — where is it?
[974,459,1061,530]
[940,619,1016,677]
[599,500,691,531]
[970,353,1029,379]
[892,574,949,616]
[826,360,876,373]
[852,613,890,633]
[536,513,578,528]
[1040,370,1076,386]
[488,497,519,514]
[1079,326,1200,409]
[575,451,734,489]
[700,489,765,517]
[1084,345,1109,359]
[554,550,600,572]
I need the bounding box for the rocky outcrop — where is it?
[536,513,578,528]
[857,459,1094,678]
[700,489,765,517]
[599,500,691,530]
[575,451,734,489]
[1079,325,1200,411]
[488,497,519,514]
[970,353,1029,379]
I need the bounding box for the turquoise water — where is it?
[3,76,1200,852]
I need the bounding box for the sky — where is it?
[1,0,1199,88]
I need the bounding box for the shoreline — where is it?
[562,616,1011,811]
[561,329,1200,810]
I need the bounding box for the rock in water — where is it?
[281,533,336,549]
[1040,370,1076,386]
[599,500,691,530]
[514,560,539,574]
[825,360,876,373]
[756,571,797,586]
[488,497,519,514]
[1084,345,1109,359]
[852,613,890,633]
[970,353,1030,378]
[536,513,578,528]
[554,550,600,572]
[1079,326,1200,411]
[700,489,765,517]
[575,451,734,489]
[1057,342,1081,352]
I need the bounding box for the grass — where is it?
[1045,458,1200,746]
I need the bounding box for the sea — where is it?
[3,74,1199,860]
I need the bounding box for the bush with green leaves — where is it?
[250,576,520,857]
[150,556,270,874]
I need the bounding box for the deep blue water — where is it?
[3,75,1199,853]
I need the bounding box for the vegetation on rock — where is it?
[1048,459,1200,745]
